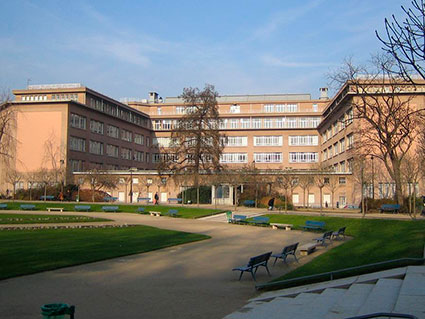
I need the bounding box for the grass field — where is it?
[0,225,209,280]
[0,201,222,218]
[265,214,425,282]
[0,213,110,224]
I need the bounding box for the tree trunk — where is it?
[44,185,47,202]
[285,188,288,213]
[197,186,200,207]
[319,187,323,216]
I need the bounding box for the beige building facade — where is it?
[2,82,423,207]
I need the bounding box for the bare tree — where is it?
[26,171,40,201]
[162,84,224,206]
[298,174,313,208]
[401,152,421,218]
[35,168,56,201]
[376,0,425,82]
[0,90,15,160]
[5,169,23,200]
[330,56,425,205]
[43,131,66,186]
[326,175,340,210]
[83,169,119,202]
[313,165,331,215]
[276,169,298,213]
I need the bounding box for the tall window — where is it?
[134,134,144,145]
[121,129,132,142]
[89,140,103,155]
[134,151,144,162]
[69,136,86,152]
[106,144,119,158]
[90,120,104,134]
[230,119,238,129]
[121,147,132,160]
[106,125,119,138]
[70,113,86,129]
[222,136,247,147]
[240,118,251,129]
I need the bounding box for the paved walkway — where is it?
[0,211,335,319]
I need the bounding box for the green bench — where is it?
[0,203,8,210]
[232,252,272,281]
[102,206,119,212]
[249,216,269,226]
[75,205,91,212]
[137,207,146,213]
[40,195,55,201]
[379,204,401,213]
[20,204,36,210]
[300,220,326,231]
[272,242,299,265]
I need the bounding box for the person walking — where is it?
[154,192,159,205]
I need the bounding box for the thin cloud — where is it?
[252,0,325,39]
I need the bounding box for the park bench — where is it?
[299,243,317,256]
[379,204,401,213]
[300,220,326,231]
[243,200,255,207]
[20,204,36,210]
[74,205,91,212]
[47,207,64,213]
[249,216,270,226]
[344,204,359,209]
[137,207,145,214]
[168,198,182,204]
[40,195,55,201]
[137,197,151,203]
[332,226,346,240]
[272,242,299,265]
[232,251,272,281]
[270,223,293,231]
[0,203,8,209]
[102,206,119,212]
[166,209,179,217]
[315,231,334,246]
[232,215,247,223]
[149,211,161,217]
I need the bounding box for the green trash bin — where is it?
[41,303,75,319]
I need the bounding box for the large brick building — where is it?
[2,82,423,206]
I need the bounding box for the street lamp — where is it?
[370,155,375,200]
[129,167,137,203]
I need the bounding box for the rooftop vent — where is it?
[149,92,159,103]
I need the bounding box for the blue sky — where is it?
[0,0,410,100]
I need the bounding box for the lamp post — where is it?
[370,155,375,200]
[129,167,137,203]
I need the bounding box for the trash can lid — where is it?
[41,303,71,315]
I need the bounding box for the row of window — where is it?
[322,133,353,160]
[70,113,151,146]
[152,117,321,131]
[322,108,354,143]
[217,152,319,164]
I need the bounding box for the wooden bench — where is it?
[332,226,346,240]
[232,252,272,281]
[74,205,91,212]
[166,209,179,217]
[149,211,161,217]
[0,203,8,210]
[299,243,317,256]
[315,231,333,246]
[300,220,326,231]
[20,204,36,210]
[249,216,270,226]
[243,200,255,207]
[47,207,64,213]
[168,198,182,204]
[379,204,401,213]
[102,206,119,212]
[270,223,293,231]
[272,242,299,265]
[40,195,55,201]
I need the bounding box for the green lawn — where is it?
[0,201,222,218]
[0,226,209,280]
[0,213,110,224]
[265,214,425,281]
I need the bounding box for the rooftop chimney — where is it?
[149,91,159,103]
[319,87,328,100]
